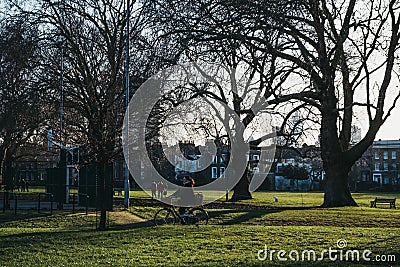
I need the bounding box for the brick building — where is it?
[368,139,400,187]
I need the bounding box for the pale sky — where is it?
[374,106,400,141]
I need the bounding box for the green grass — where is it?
[129,204,400,229]
[0,212,97,229]
[129,206,159,221]
[1,191,400,266]
[11,186,78,194]
[11,186,46,193]
[0,222,399,266]
[208,207,400,227]
[127,189,400,208]
[113,189,151,199]
[232,191,400,207]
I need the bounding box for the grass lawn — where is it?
[1,191,400,266]
[241,191,400,207]
[127,189,400,207]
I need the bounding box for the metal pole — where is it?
[50,194,53,215]
[86,195,89,215]
[72,193,75,213]
[225,172,228,202]
[14,193,17,215]
[53,40,64,159]
[66,160,70,204]
[2,192,5,213]
[38,193,41,213]
[55,40,66,207]
[59,44,63,148]
[123,0,130,209]
[77,148,80,204]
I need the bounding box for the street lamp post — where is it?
[54,40,69,205]
[124,0,131,208]
[54,40,64,151]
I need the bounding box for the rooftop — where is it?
[373,139,400,149]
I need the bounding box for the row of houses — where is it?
[356,139,400,190]
[141,139,400,191]
[2,139,400,191]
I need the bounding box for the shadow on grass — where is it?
[208,209,283,225]
[0,227,95,239]
[0,211,52,224]
[121,209,279,229]
[109,220,154,230]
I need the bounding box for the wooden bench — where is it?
[370,198,396,209]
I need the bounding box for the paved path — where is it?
[0,201,91,211]
[1,201,153,228]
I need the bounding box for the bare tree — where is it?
[149,0,400,207]
[145,0,316,200]
[0,14,44,190]
[8,0,180,229]
[241,0,400,207]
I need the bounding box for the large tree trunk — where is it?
[320,78,358,207]
[97,161,107,231]
[230,173,252,201]
[322,164,357,207]
[3,149,14,191]
[0,148,4,183]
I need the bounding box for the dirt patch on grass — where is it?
[108,209,153,229]
[109,210,147,225]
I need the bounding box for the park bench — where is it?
[370,198,396,209]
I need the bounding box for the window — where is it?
[392,163,397,170]
[384,177,390,184]
[384,163,388,171]
[213,156,222,164]
[220,167,225,175]
[362,173,367,181]
[374,163,380,171]
[276,165,283,174]
[374,152,379,159]
[384,151,388,160]
[392,151,397,159]
[211,167,217,179]
[253,155,260,161]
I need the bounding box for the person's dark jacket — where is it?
[180,181,196,206]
